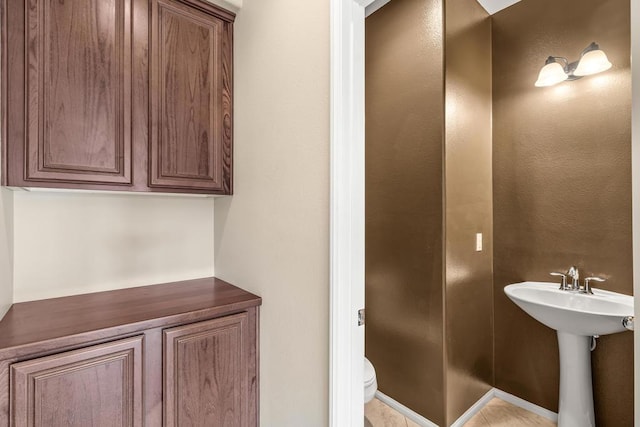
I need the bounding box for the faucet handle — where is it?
[583,277,605,295]
[550,272,568,290]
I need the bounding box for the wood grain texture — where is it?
[164,313,248,426]
[159,2,216,181]
[247,307,259,425]
[0,278,259,426]
[149,0,233,192]
[0,359,16,426]
[131,0,150,192]
[142,329,163,426]
[4,0,27,186]
[10,336,143,427]
[25,0,132,184]
[0,277,261,360]
[221,17,233,194]
[0,0,8,185]
[3,0,234,195]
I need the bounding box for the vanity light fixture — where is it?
[534,42,612,87]
[573,42,612,76]
[535,57,569,87]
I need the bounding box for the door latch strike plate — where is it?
[358,308,365,326]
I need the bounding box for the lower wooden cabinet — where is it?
[164,313,249,426]
[11,336,143,427]
[0,278,261,427]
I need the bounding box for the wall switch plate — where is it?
[476,233,483,252]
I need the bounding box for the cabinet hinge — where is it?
[358,308,365,326]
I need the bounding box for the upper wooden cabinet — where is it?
[150,0,232,192]
[23,0,134,185]
[2,0,234,195]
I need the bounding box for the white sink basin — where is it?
[505,280,634,427]
[505,281,633,336]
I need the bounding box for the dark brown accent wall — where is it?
[443,0,493,424]
[366,0,494,423]
[367,0,631,424]
[492,0,632,425]
[365,0,445,423]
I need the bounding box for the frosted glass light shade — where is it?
[574,49,612,76]
[535,62,568,87]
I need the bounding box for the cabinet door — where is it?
[164,313,248,426]
[149,0,233,193]
[10,336,143,427]
[22,0,133,185]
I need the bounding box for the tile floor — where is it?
[364,397,557,427]
[364,398,421,427]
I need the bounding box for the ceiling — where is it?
[475,0,520,14]
[365,0,521,17]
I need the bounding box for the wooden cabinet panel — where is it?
[164,313,248,427]
[4,0,233,194]
[23,0,133,184]
[149,0,233,192]
[10,336,143,427]
[0,279,259,426]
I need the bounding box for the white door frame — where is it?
[631,0,640,421]
[329,0,372,425]
[331,1,640,426]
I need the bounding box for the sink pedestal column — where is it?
[557,331,595,427]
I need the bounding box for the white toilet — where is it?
[364,357,378,403]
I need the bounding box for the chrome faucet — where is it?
[567,266,580,291]
[550,266,606,295]
[550,266,580,291]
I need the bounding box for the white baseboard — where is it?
[375,388,558,427]
[450,388,558,426]
[494,389,558,422]
[449,388,495,427]
[374,391,438,427]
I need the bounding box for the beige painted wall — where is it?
[0,48,14,319]
[0,188,13,318]
[213,0,330,425]
[13,191,215,302]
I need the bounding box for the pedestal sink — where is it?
[504,281,633,427]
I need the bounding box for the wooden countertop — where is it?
[0,277,261,359]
